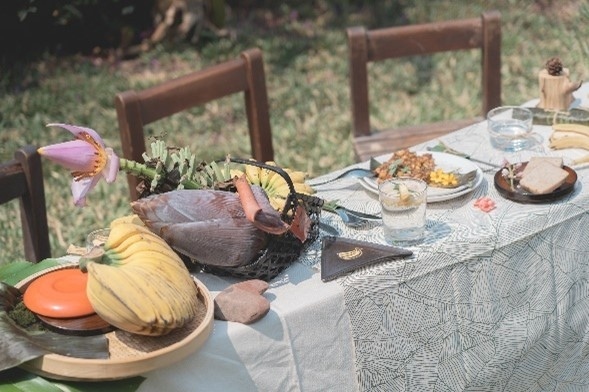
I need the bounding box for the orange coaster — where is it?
[23,268,95,318]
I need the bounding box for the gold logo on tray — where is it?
[337,247,363,260]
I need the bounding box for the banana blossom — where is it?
[38,123,120,207]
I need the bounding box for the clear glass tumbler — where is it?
[379,178,427,245]
[487,106,533,152]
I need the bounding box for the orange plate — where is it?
[23,268,94,318]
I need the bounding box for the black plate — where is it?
[494,162,577,203]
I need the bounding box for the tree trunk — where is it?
[538,68,582,111]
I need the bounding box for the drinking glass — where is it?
[378,178,427,244]
[487,106,533,152]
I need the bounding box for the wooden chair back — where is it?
[347,10,501,161]
[115,48,274,200]
[0,145,51,262]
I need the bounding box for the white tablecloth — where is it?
[139,83,589,391]
[138,262,359,392]
[305,83,589,391]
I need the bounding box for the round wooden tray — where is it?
[15,264,214,382]
[493,162,577,203]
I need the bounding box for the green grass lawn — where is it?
[1,0,587,262]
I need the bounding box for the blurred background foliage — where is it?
[1,0,588,263]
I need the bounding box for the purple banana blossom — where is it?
[39,123,120,207]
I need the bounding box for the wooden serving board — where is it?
[15,265,214,381]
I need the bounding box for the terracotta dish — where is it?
[23,268,94,318]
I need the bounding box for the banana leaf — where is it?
[0,259,64,286]
[529,107,589,126]
[0,261,145,391]
[0,368,145,391]
[0,281,110,371]
[0,261,109,371]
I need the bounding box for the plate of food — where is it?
[359,150,483,203]
[493,156,577,203]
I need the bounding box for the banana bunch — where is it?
[235,161,315,211]
[109,214,145,227]
[80,221,200,336]
[549,123,589,150]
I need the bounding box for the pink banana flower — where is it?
[38,123,120,207]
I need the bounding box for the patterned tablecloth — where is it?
[301,84,589,391]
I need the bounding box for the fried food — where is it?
[374,149,436,182]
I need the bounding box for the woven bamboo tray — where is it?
[15,264,214,382]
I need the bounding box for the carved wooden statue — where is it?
[538,57,582,111]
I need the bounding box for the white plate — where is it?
[359,151,483,203]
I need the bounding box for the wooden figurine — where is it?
[538,57,582,111]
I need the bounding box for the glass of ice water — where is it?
[378,178,427,245]
[487,106,533,152]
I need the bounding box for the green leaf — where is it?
[322,199,340,213]
[426,141,469,158]
[53,377,146,392]
[0,368,145,391]
[0,260,63,286]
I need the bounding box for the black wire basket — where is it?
[195,158,323,281]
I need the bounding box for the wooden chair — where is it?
[115,47,274,200]
[0,145,51,262]
[347,10,502,161]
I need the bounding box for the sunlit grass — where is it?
[1,0,587,262]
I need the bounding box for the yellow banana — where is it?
[124,249,189,275]
[284,168,308,184]
[110,214,145,228]
[573,154,589,165]
[116,265,177,332]
[293,182,315,195]
[106,232,171,258]
[549,134,589,150]
[104,235,176,262]
[104,222,157,251]
[552,123,589,137]
[86,263,153,334]
[271,180,292,199]
[124,262,196,330]
[81,221,200,336]
[269,196,286,211]
[230,169,245,179]
[244,161,262,185]
[550,130,581,140]
[259,162,278,189]
[86,275,144,334]
[266,170,288,193]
